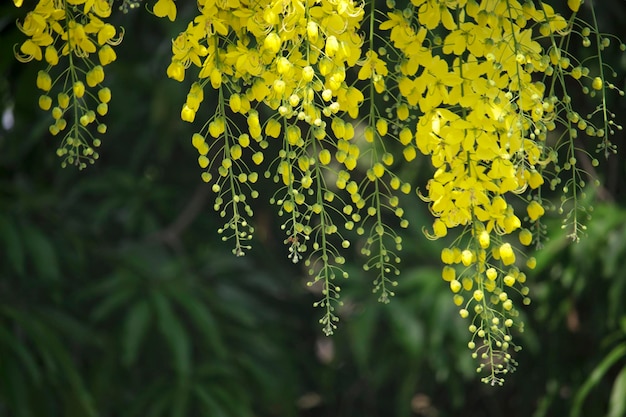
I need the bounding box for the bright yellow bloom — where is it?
[252,152,264,165]
[36,71,52,91]
[45,46,59,66]
[153,0,177,21]
[181,104,195,122]
[167,61,185,82]
[568,0,581,12]
[98,87,111,103]
[98,45,116,65]
[499,243,516,265]
[519,229,532,246]
[73,81,85,98]
[442,266,455,281]
[592,77,603,90]
[527,200,545,221]
[318,149,331,165]
[86,65,105,87]
[192,133,205,150]
[39,95,52,110]
[265,119,282,138]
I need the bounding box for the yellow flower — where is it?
[265,119,282,138]
[229,94,241,113]
[592,77,603,90]
[19,40,43,62]
[65,21,97,56]
[302,66,315,82]
[286,126,301,146]
[478,230,490,248]
[97,24,117,45]
[433,219,447,238]
[403,147,416,162]
[527,200,545,221]
[99,45,117,66]
[263,32,282,54]
[58,93,70,109]
[97,103,108,115]
[73,81,85,98]
[568,0,581,12]
[358,51,388,80]
[318,149,331,165]
[45,46,59,66]
[86,65,105,87]
[181,104,195,122]
[230,144,242,160]
[503,275,516,287]
[519,229,532,246]
[98,88,111,103]
[36,71,52,91]
[153,0,177,21]
[167,61,185,82]
[192,133,205,150]
[198,155,209,168]
[499,243,516,266]
[450,279,461,293]
[39,95,52,110]
[325,35,339,57]
[442,266,455,281]
[210,68,222,89]
[252,152,264,165]
[376,119,388,136]
[461,250,473,266]
[208,117,225,137]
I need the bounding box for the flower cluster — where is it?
[13,0,623,382]
[14,0,123,169]
[155,0,417,333]
[150,0,623,375]
[381,0,623,384]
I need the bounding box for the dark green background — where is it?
[0,1,625,416]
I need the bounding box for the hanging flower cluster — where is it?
[156,0,416,335]
[380,0,623,384]
[13,0,123,169]
[13,0,624,383]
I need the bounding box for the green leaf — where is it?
[348,304,379,370]
[36,307,100,346]
[90,286,135,322]
[0,214,25,275]
[2,306,97,416]
[150,291,191,375]
[571,343,626,417]
[194,386,228,417]
[121,299,152,366]
[170,379,190,417]
[0,326,41,385]
[608,365,626,417]
[3,359,30,417]
[387,301,424,359]
[146,387,173,417]
[22,223,60,280]
[169,287,227,358]
[126,379,167,417]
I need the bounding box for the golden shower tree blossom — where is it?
[12,0,624,384]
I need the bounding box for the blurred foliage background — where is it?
[1,1,626,416]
